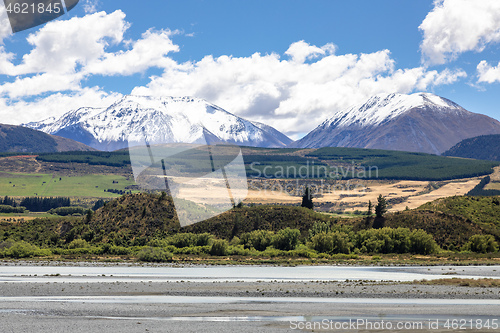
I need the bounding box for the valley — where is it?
[0,148,496,217]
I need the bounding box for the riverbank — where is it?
[1,262,499,333]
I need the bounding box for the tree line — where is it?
[20,197,71,212]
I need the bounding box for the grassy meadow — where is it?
[0,172,136,197]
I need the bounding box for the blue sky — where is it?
[1,0,500,139]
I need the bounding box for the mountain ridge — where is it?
[25,95,293,151]
[289,92,500,154]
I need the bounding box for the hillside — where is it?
[418,196,500,233]
[32,146,500,181]
[83,193,500,248]
[0,124,94,153]
[443,134,500,161]
[290,93,500,154]
[1,193,499,253]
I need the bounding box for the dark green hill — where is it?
[0,124,94,153]
[443,134,500,161]
[32,145,500,180]
[2,193,500,252]
[418,196,500,233]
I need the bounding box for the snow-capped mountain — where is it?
[289,92,500,154]
[24,96,292,151]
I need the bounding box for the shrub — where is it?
[240,230,274,251]
[48,206,87,216]
[137,247,173,262]
[0,205,25,213]
[462,235,499,253]
[0,241,51,258]
[210,239,229,256]
[409,229,439,254]
[67,239,89,249]
[273,228,300,251]
[167,233,212,248]
[355,228,436,254]
[310,231,353,254]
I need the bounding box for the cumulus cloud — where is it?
[419,0,500,65]
[0,87,122,125]
[8,10,129,76]
[0,8,468,138]
[84,29,180,76]
[477,60,500,83]
[284,40,336,63]
[0,10,180,100]
[132,47,465,138]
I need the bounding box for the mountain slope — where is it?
[0,124,95,153]
[290,93,500,154]
[442,134,500,161]
[25,96,292,151]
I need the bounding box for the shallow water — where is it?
[1,295,500,305]
[1,264,499,283]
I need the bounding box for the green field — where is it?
[0,173,136,197]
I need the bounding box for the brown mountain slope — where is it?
[291,93,500,154]
[0,124,95,153]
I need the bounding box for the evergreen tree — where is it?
[301,186,314,210]
[375,195,387,218]
[367,200,372,216]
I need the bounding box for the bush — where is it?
[48,206,87,216]
[173,245,210,255]
[0,241,51,258]
[137,247,173,262]
[67,239,89,249]
[462,235,499,253]
[273,228,300,251]
[310,231,353,254]
[210,239,229,256]
[354,228,437,254]
[409,229,440,254]
[240,230,274,251]
[0,205,25,213]
[167,233,212,248]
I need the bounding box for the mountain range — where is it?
[289,92,500,154]
[19,92,500,155]
[25,96,292,151]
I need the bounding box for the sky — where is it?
[1,0,500,140]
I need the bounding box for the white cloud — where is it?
[284,40,336,63]
[12,10,129,75]
[0,87,122,125]
[132,46,465,138]
[420,0,500,65]
[0,10,180,99]
[477,60,500,83]
[0,9,468,139]
[84,29,180,76]
[0,6,12,41]
[0,72,84,98]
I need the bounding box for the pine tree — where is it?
[375,194,387,218]
[301,186,314,210]
[367,200,372,216]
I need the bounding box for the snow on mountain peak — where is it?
[23,95,292,150]
[325,92,464,128]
